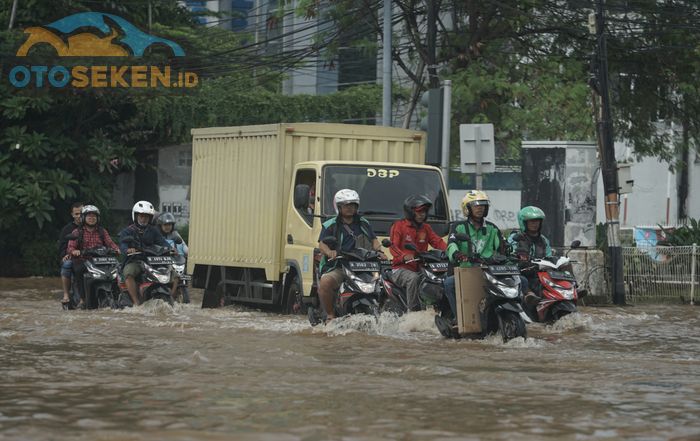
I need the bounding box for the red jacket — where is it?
[390,219,447,272]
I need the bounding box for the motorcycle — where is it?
[437,233,530,342]
[172,254,191,304]
[117,244,176,307]
[522,240,585,323]
[308,237,383,326]
[379,239,449,315]
[78,246,120,309]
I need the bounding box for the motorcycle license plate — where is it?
[92,257,117,264]
[348,261,380,271]
[488,264,520,275]
[147,256,174,265]
[549,270,576,281]
[428,262,448,271]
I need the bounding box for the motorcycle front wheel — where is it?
[497,310,527,342]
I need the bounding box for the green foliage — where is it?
[133,82,381,144]
[659,219,700,246]
[19,238,59,277]
[178,223,189,245]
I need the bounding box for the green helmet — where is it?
[518,206,545,231]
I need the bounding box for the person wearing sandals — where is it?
[66,205,120,309]
[58,202,83,308]
[317,189,387,322]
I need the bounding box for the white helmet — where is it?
[132,200,156,222]
[333,189,360,214]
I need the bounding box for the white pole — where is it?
[475,126,482,190]
[440,80,451,186]
[691,243,697,305]
[382,0,392,126]
[8,0,18,30]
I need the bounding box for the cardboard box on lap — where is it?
[454,267,485,334]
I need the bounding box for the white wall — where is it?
[448,190,521,231]
[597,141,700,227]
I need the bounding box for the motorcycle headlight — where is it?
[86,262,106,278]
[486,273,520,299]
[145,266,171,284]
[499,285,520,299]
[543,278,575,299]
[347,274,376,294]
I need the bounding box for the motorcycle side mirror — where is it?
[174,237,183,245]
[404,243,417,252]
[322,236,338,250]
[570,240,581,249]
[293,184,310,210]
[381,238,392,248]
[65,234,78,241]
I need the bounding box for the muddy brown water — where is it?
[1,277,699,441]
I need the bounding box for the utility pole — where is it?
[8,0,18,30]
[382,0,392,126]
[148,0,153,32]
[426,0,439,88]
[590,0,625,305]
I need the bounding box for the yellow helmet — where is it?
[461,190,490,217]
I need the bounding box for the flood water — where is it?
[1,277,699,441]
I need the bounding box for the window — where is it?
[294,169,316,227]
[178,150,192,167]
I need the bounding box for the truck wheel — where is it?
[284,275,304,314]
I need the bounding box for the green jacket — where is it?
[447,220,504,268]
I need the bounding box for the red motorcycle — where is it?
[522,241,586,323]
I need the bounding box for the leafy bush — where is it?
[20,239,59,277]
[660,218,700,246]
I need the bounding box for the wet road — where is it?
[1,278,699,440]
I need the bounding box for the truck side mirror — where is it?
[293,184,310,210]
[381,239,392,248]
[322,236,338,250]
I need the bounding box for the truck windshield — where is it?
[322,165,449,236]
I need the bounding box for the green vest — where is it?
[447,220,503,268]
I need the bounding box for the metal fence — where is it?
[622,244,699,304]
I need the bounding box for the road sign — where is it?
[459,124,495,174]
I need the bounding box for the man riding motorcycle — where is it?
[389,194,446,311]
[66,205,120,308]
[118,201,174,306]
[157,212,190,303]
[436,190,505,335]
[58,201,83,308]
[507,206,552,305]
[317,189,387,321]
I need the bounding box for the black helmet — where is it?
[403,194,433,222]
[157,212,176,226]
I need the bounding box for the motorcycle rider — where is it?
[389,194,447,311]
[58,202,83,307]
[317,189,387,321]
[66,205,120,308]
[157,212,190,303]
[157,213,188,257]
[508,206,552,305]
[437,190,505,335]
[118,201,173,306]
